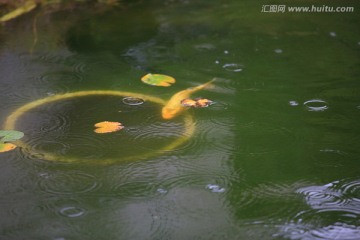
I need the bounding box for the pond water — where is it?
[1,0,360,239]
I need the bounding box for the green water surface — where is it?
[0,0,360,239]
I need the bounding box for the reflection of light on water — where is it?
[276,221,360,240]
[275,179,360,239]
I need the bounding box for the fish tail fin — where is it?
[187,78,217,92]
[201,78,217,90]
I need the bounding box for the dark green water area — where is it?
[1,0,360,239]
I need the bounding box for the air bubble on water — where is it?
[206,184,225,193]
[157,188,167,194]
[274,48,283,54]
[289,101,299,106]
[329,32,336,37]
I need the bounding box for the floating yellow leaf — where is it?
[0,1,37,23]
[94,121,124,134]
[141,73,176,87]
[181,98,214,108]
[0,143,17,153]
[180,98,198,107]
[194,98,214,108]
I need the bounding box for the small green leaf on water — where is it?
[0,130,24,142]
[141,73,176,87]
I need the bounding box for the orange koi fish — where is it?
[162,79,215,120]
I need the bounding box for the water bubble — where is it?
[222,63,243,72]
[59,206,85,218]
[157,188,168,194]
[274,48,283,54]
[329,32,337,37]
[122,97,145,106]
[289,100,299,106]
[303,99,328,111]
[206,184,225,193]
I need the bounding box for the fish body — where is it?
[162,79,215,119]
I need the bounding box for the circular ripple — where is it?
[59,206,86,218]
[4,90,195,164]
[193,43,216,51]
[39,113,69,133]
[304,99,329,111]
[231,181,308,219]
[342,179,360,202]
[222,63,244,72]
[122,97,145,106]
[109,181,156,199]
[72,62,88,74]
[39,71,83,85]
[37,171,99,194]
[297,183,348,209]
[205,119,236,155]
[292,209,360,239]
[62,133,110,159]
[277,212,360,240]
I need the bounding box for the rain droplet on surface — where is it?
[206,184,225,193]
[157,188,168,194]
[59,206,85,218]
[122,97,145,106]
[289,100,299,106]
[303,99,328,112]
[329,32,337,37]
[222,63,243,72]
